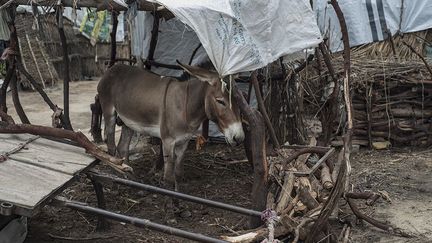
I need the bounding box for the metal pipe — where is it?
[63,201,228,243]
[91,173,262,218]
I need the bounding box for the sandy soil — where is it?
[6,80,98,133]
[4,80,432,242]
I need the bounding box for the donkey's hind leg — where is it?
[117,125,134,162]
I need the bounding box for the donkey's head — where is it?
[177,61,245,146]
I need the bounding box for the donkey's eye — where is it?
[216,98,226,106]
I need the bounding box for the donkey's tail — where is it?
[90,94,103,143]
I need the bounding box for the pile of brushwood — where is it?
[221,139,412,243]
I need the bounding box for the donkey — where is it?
[97,61,245,192]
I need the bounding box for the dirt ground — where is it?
[5,80,432,242]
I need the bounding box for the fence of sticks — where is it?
[302,49,432,148]
[349,59,432,148]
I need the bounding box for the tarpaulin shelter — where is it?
[314,0,432,52]
[131,0,322,77]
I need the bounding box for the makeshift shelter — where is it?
[132,0,322,76]
[314,0,432,53]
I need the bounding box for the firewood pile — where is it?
[305,52,432,148]
[221,139,412,242]
[222,142,344,242]
[341,59,432,148]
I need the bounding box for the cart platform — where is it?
[0,134,97,217]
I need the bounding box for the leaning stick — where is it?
[251,72,280,148]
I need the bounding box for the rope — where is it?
[260,209,281,243]
[220,76,232,109]
[229,75,232,109]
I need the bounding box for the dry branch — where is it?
[347,198,412,238]
[275,172,295,213]
[401,41,432,79]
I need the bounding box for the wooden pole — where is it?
[0,7,16,114]
[144,11,164,165]
[3,5,29,124]
[251,73,280,149]
[317,43,340,145]
[10,71,30,124]
[305,2,353,241]
[233,82,268,228]
[56,5,73,130]
[145,12,160,70]
[0,60,13,114]
[328,0,353,185]
[108,11,118,68]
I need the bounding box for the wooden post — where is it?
[251,73,280,149]
[145,12,160,70]
[233,81,268,228]
[328,0,353,186]
[56,5,73,130]
[2,5,29,123]
[10,71,30,124]
[0,7,17,114]
[317,43,340,145]
[108,11,118,68]
[144,11,163,163]
[305,2,353,241]
[0,61,13,114]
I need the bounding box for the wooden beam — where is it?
[145,12,160,70]
[0,0,167,13]
[108,11,118,68]
[233,82,268,228]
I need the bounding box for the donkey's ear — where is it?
[176,60,218,86]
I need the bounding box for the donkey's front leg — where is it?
[161,139,176,190]
[161,139,179,217]
[173,140,189,192]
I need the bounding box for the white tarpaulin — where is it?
[131,12,209,77]
[153,0,322,76]
[314,0,432,52]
